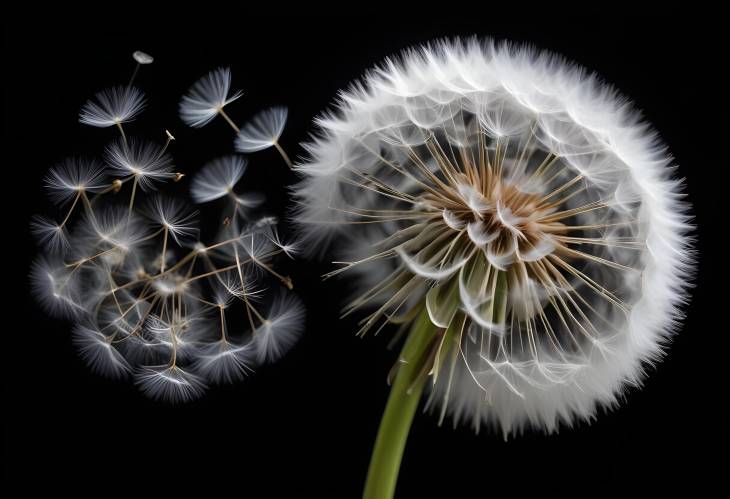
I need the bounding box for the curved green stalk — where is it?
[363,271,509,498]
[363,308,434,499]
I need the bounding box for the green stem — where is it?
[363,307,434,499]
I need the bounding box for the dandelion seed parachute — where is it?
[44,158,108,205]
[79,86,146,128]
[179,67,242,128]
[190,155,247,203]
[135,365,207,404]
[294,38,694,436]
[30,215,69,254]
[234,106,288,153]
[145,196,199,245]
[105,138,175,190]
[195,341,255,384]
[133,50,154,65]
[253,293,306,363]
[72,325,131,379]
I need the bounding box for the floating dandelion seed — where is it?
[235,106,292,167]
[79,86,146,128]
[190,155,247,203]
[44,158,108,205]
[293,39,694,498]
[179,67,243,128]
[31,52,303,403]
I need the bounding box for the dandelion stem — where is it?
[219,108,240,133]
[60,192,82,228]
[128,63,140,89]
[116,121,127,145]
[128,176,139,219]
[363,307,433,499]
[274,142,294,169]
[160,225,169,273]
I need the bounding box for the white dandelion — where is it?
[179,67,242,128]
[293,38,694,498]
[31,54,304,403]
[79,86,146,128]
[190,155,247,203]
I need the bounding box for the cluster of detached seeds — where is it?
[30,51,304,402]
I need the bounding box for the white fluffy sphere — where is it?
[294,38,694,436]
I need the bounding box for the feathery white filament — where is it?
[44,158,107,205]
[190,155,247,203]
[253,294,306,363]
[145,197,199,245]
[79,86,146,128]
[105,138,175,190]
[133,51,154,65]
[234,106,288,152]
[179,67,242,128]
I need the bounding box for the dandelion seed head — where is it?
[294,38,694,436]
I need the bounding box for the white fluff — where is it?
[44,158,108,205]
[134,365,207,403]
[179,67,242,128]
[132,51,153,65]
[79,86,146,128]
[234,106,288,152]
[145,196,199,245]
[105,138,175,190]
[294,38,694,437]
[190,155,247,203]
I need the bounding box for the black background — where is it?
[5,15,726,497]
